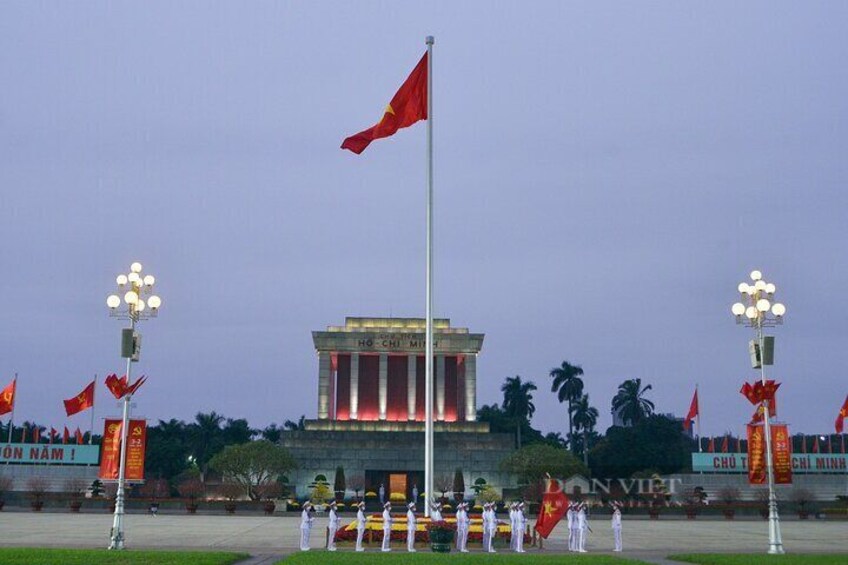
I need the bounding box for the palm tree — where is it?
[571,394,599,468]
[611,378,655,426]
[544,431,567,448]
[188,412,224,481]
[549,361,585,452]
[501,376,537,449]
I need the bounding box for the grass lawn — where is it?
[279,552,649,564]
[0,548,248,565]
[669,554,848,565]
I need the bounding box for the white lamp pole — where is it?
[731,270,785,555]
[106,262,162,550]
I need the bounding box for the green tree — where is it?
[209,440,297,500]
[501,376,537,449]
[589,415,695,478]
[543,432,567,448]
[284,416,305,431]
[145,418,191,484]
[499,443,588,491]
[611,378,655,426]
[261,424,283,443]
[221,418,256,445]
[571,394,599,468]
[549,361,585,452]
[187,412,225,481]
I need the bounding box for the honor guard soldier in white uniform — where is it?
[481,503,491,551]
[486,503,498,553]
[577,502,589,553]
[355,501,367,552]
[381,502,393,552]
[327,501,340,551]
[567,503,578,551]
[299,502,314,551]
[406,501,417,552]
[611,501,623,552]
[456,502,470,552]
[507,502,516,551]
[430,499,443,521]
[515,502,527,553]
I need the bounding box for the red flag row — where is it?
[0,374,147,419]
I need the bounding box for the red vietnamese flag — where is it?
[813,436,820,453]
[33,426,41,443]
[0,378,16,415]
[683,389,699,430]
[707,438,715,453]
[341,53,428,154]
[75,427,84,445]
[105,374,128,399]
[534,479,569,539]
[62,426,70,444]
[721,436,729,453]
[836,395,848,434]
[21,425,27,443]
[125,375,147,396]
[49,427,57,444]
[64,380,95,416]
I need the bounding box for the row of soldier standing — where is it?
[301,497,623,552]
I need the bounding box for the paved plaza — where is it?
[0,511,845,563]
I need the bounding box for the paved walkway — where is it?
[0,511,845,562]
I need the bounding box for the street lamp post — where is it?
[105,261,162,550]
[731,269,786,555]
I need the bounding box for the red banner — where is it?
[771,424,792,484]
[125,419,147,481]
[98,419,122,479]
[747,424,766,484]
[98,418,147,481]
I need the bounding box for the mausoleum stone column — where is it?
[436,354,446,421]
[407,354,417,420]
[350,353,360,420]
[465,353,477,421]
[317,351,331,420]
[378,353,388,420]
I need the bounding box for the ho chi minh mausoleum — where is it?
[280,317,517,499]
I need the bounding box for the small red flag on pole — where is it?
[63,426,70,444]
[836,395,848,434]
[63,380,95,416]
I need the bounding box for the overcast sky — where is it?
[1,2,846,438]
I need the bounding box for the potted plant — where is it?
[0,474,12,511]
[427,520,456,553]
[682,487,706,520]
[256,482,282,515]
[792,488,812,519]
[139,478,169,515]
[27,476,48,511]
[718,486,740,520]
[219,481,242,514]
[178,478,204,514]
[65,477,88,512]
[436,474,453,505]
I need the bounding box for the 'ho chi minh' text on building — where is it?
[279,317,517,500]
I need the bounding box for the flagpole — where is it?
[696,384,702,452]
[90,376,96,445]
[7,374,17,444]
[424,34,434,519]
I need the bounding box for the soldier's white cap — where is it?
[303,502,312,509]
[358,501,366,508]
[384,501,392,508]
[518,501,525,508]
[408,502,415,509]
[329,500,337,506]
